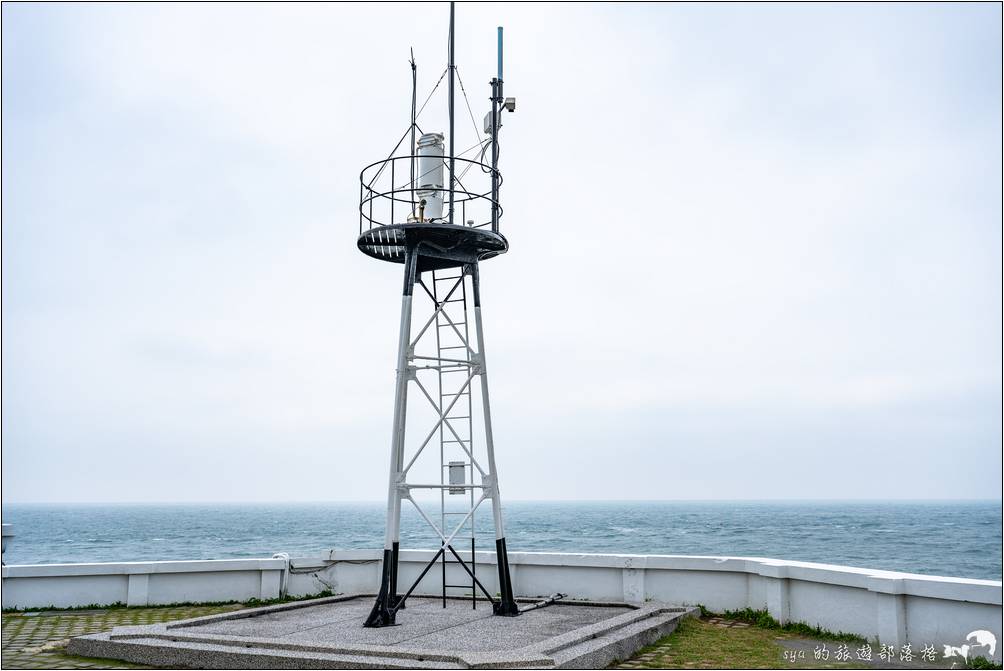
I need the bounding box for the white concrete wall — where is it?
[3,551,1001,662]
[1,559,286,609]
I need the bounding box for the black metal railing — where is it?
[358,155,503,236]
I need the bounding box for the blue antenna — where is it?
[498,26,503,81]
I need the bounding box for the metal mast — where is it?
[410,48,417,218]
[490,27,502,233]
[448,2,456,226]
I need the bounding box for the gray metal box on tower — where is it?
[448,461,466,494]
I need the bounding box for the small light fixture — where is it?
[503,97,516,112]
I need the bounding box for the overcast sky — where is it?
[2,2,1001,503]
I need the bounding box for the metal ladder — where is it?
[433,268,478,609]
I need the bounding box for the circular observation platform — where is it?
[358,223,508,272]
[357,154,508,272]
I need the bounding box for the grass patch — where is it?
[3,602,127,614]
[716,607,864,643]
[613,610,871,669]
[620,616,795,669]
[243,590,335,608]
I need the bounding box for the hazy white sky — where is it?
[2,2,1001,503]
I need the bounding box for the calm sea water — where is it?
[1,501,1000,580]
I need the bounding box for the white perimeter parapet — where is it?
[3,551,1002,660]
[1,558,287,609]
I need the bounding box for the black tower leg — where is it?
[364,548,397,627]
[493,537,519,616]
[389,541,405,609]
[470,264,519,618]
[364,249,418,628]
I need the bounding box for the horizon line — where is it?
[3,497,1002,506]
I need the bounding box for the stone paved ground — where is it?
[3,607,996,670]
[1,605,243,669]
[5,607,788,669]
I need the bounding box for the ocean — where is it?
[1,501,1000,580]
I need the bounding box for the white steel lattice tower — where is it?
[356,3,519,627]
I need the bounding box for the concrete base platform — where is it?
[68,594,697,669]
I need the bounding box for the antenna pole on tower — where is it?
[490,26,503,234]
[410,48,417,218]
[448,1,456,226]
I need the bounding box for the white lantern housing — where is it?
[416,132,445,221]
